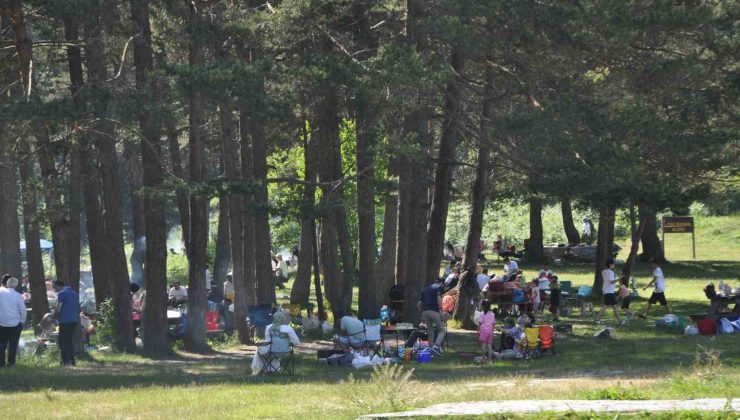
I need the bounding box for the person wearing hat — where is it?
[251,310,300,375]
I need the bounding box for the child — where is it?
[529,279,541,313]
[475,300,497,362]
[549,276,561,322]
[498,317,524,359]
[639,258,672,318]
[618,276,633,323]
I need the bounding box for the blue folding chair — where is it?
[247,304,273,342]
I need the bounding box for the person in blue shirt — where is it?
[54,280,79,366]
[417,279,445,355]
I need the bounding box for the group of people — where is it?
[0,275,79,367]
[596,258,672,325]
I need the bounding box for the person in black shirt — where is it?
[549,276,561,322]
[417,279,445,354]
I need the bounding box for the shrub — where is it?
[91,298,115,349]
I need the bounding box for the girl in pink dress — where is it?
[475,300,498,362]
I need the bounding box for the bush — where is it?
[91,298,115,349]
[167,253,190,285]
[584,385,646,400]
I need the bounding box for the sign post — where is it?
[662,216,695,259]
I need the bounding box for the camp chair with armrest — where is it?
[538,325,555,356]
[247,304,273,342]
[363,319,384,357]
[257,329,295,375]
[522,327,541,360]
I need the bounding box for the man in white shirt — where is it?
[168,281,188,306]
[476,268,491,291]
[334,310,365,351]
[596,259,621,325]
[503,257,519,280]
[0,277,28,367]
[640,259,672,318]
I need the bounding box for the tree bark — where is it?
[593,206,615,296]
[214,197,231,290]
[84,5,131,325]
[424,48,467,287]
[311,218,326,321]
[239,110,257,336]
[526,198,545,264]
[165,98,190,249]
[355,95,378,319]
[250,112,276,306]
[220,102,250,343]
[184,2,209,352]
[639,205,666,263]
[395,162,411,286]
[0,139,22,280]
[622,206,647,279]
[454,68,494,329]
[561,197,580,245]
[290,123,316,307]
[377,190,398,309]
[80,143,112,306]
[131,0,168,357]
[123,140,146,285]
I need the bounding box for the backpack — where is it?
[696,318,716,336]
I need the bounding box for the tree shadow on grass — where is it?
[3,327,738,394]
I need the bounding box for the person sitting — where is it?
[250,311,300,375]
[168,282,188,307]
[443,260,455,278]
[498,317,525,359]
[475,267,491,293]
[444,268,460,292]
[333,310,365,351]
[502,257,519,281]
[223,274,235,303]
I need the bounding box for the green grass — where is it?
[1,214,739,419]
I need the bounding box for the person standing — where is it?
[53,280,79,366]
[0,277,27,367]
[595,259,621,324]
[640,258,672,318]
[417,278,446,355]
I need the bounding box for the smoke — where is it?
[167,226,184,254]
[130,236,146,286]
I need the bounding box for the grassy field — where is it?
[1,215,738,419]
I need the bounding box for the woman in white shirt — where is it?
[251,310,300,375]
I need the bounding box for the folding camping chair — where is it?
[363,319,383,357]
[248,304,273,342]
[522,326,541,360]
[389,284,405,323]
[257,329,295,375]
[538,325,555,356]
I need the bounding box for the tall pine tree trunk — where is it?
[7,1,47,319]
[239,110,257,335]
[20,155,49,324]
[250,112,276,306]
[220,102,249,343]
[184,2,209,352]
[123,141,146,284]
[561,197,580,245]
[0,140,22,280]
[131,0,168,357]
[526,198,545,264]
[424,48,467,286]
[377,190,398,308]
[165,93,190,249]
[290,123,316,307]
[454,67,494,329]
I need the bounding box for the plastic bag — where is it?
[685,325,699,336]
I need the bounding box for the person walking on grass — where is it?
[639,258,672,318]
[596,259,621,325]
[0,277,27,367]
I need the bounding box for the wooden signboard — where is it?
[662,216,695,259]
